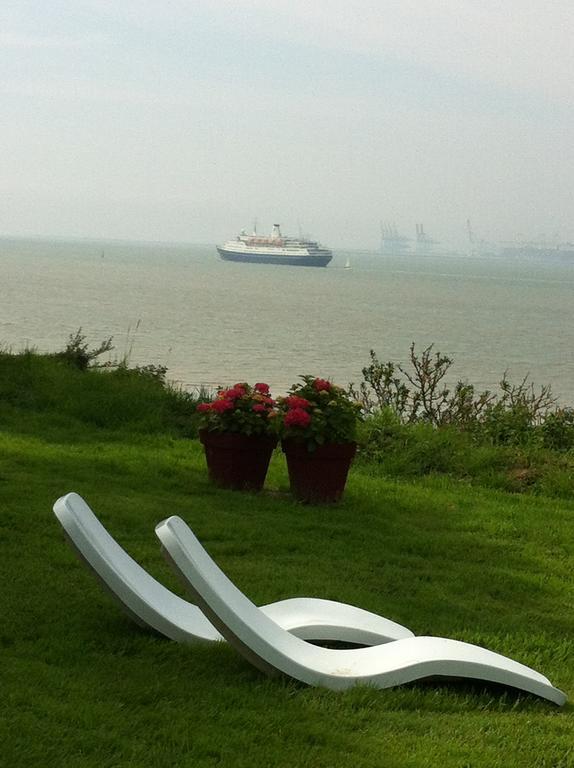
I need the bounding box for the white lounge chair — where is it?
[53,492,414,646]
[155,515,567,706]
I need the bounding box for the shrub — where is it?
[539,408,574,451]
[351,343,561,447]
[350,343,496,427]
[52,328,114,371]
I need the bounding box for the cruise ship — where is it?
[217,224,332,267]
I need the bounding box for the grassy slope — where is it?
[1,359,573,767]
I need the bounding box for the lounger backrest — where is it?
[53,492,216,640]
[155,515,329,677]
[55,493,169,599]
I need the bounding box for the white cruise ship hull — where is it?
[217,245,332,267]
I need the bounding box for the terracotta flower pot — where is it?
[199,430,277,491]
[281,439,357,503]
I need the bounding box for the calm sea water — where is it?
[1,237,574,404]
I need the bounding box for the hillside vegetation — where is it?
[0,345,572,768]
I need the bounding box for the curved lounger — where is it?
[53,492,414,646]
[155,515,567,706]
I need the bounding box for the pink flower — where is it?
[284,395,311,410]
[313,378,331,392]
[284,408,311,428]
[254,382,270,394]
[211,398,235,413]
[196,402,212,413]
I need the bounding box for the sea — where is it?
[1,237,574,404]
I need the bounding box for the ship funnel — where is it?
[271,224,282,239]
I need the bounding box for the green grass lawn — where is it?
[0,351,572,766]
[1,418,573,767]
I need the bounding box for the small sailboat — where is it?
[344,257,351,269]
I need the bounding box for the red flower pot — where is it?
[281,439,357,503]
[199,430,277,491]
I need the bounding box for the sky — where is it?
[1,0,573,249]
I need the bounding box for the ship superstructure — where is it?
[217,224,332,267]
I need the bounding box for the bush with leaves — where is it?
[349,343,496,427]
[350,343,565,448]
[473,373,556,446]
[539,408,574,451]
[53,328,114,371]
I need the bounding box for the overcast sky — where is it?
[1,0,573,248]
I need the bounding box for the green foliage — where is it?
[351,343,573,452]
[478,401,536,446]
[0,347,200,438]
[52,327,114,371]
[471,374,557,447]
[359,410,474,476]
[130,362,169,385]
[275,375,362,449]
[539,408,574,451]
[357,409,574,498]
[2,337,574,498]
[350,343,497,426]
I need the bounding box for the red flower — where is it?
[211,398,235,413]
[313,378,331,392]
[284,395,311,410]
[284,408,312,428]
[196,402,212,413]
[252,404,267,413]
[254,382,270,394]
[219,386,245,400]
[233,383,248,394]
